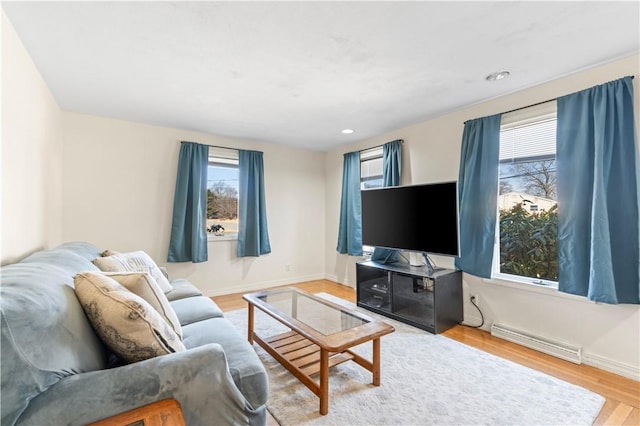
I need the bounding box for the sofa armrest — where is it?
[16,344,265,426]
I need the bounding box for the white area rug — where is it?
[225,293,605,425]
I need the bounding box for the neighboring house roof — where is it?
[499,192,557,211]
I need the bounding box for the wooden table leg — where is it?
[247,304,254,344]
[319,349,329,415]
[372,338,381,386]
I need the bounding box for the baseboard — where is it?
[582,352,640,382]
[203,273,326,297]
[324,273,351,287]
[469,318,639,382]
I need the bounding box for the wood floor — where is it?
[212,279,640,426]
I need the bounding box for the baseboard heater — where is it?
[490,323,582,364]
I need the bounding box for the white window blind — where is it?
[500,118,556,162]
[209,146,238,166]
[500,101,557,163]
[361,157,383,178]
[360,147,383,186]
[360,146,382,161]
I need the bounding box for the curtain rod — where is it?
[360,139,404,153]
[463,97,556,125]
[204,144,237,151]
[463,75,635,124]
[181,141,238,151]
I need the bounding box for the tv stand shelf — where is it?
[356,260,462,334]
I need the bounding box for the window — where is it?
[207,147,239,239]
[360,147,383,190]
[495,102,558,286]
[360,147,383,253]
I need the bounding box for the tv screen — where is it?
[361,181,459,257]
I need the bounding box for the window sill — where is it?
[481,276,594,304]
[207,233,237,242]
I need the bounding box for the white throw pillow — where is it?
[101,250,170,280]
[74,272,186,363]
[92,250,173,293]
[101,272,182,339]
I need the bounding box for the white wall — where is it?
[61,113,327,296]
[1,11,63,264]
[325,54,640,380]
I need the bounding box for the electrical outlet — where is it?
[470,294,479,304]
[285,264,291,272]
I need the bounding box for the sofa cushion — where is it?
[22,248,101,275]
[55,241,104,262]
[92,251,173,293]
[104,272,183,339]
[74,272,186,363]
[165,278,203,301]
[181,318,268,409]
[170,296,224,326]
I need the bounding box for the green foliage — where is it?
[499,202,558,281]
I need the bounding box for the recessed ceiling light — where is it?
[486,71,510,81]
[341,129,354,134]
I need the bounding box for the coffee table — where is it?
[243,288,394,415]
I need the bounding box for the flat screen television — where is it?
[361,181,460,259]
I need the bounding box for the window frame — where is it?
[492,102,559,289]
[207,147,240,242]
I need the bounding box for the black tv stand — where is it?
[356,260,463,334]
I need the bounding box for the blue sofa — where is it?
[0,241,268,425]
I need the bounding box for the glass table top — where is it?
[256,289,369,335]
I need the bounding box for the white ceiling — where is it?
[4,1,639,151]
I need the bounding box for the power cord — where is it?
[466,296,485,329]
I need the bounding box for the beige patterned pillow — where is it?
[92,250,173,293]
[100,272,182,339]
[74,272,186,363]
